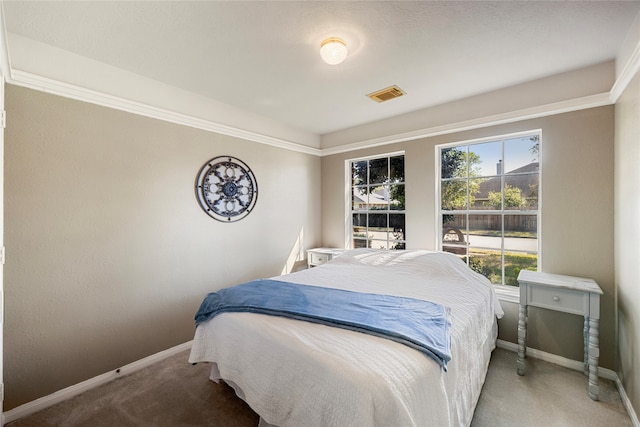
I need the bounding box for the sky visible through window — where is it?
[470,136,538,177]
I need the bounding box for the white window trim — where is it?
[345,151,406,249]
[434,130,542,291]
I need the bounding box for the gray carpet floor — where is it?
[6,348,633,427]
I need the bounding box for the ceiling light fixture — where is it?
[320,37,348,65]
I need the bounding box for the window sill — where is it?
[494,286,520,304]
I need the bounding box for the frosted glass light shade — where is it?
[320,37,348,65]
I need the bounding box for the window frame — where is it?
[435,130,541,299]
[345,151,406,250]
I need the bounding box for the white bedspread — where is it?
[189,249,503,427]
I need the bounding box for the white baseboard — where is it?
[496,339,615,380]
[496,339,639,427]
[2,341,193,425]
[615,374,640,427]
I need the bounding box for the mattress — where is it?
[189,249,504,426]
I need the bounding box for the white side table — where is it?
[516,270,603,400]
[306,248,346,268]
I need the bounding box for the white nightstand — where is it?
[306,248,346,268]
[516,270,603,400]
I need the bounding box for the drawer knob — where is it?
[553,296,560,302]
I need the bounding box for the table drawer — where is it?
[527,285,587,315]
[309,252,329,265]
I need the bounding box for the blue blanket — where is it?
[194,279,452,369]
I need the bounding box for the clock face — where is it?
[195,156,258,222]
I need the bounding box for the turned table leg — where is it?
[583,317,589,376]
[517,303,528,376]
[588,317,600,400]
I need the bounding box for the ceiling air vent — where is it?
[367,85,406,103]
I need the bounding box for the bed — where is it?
[188,249,504,426]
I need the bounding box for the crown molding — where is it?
[611,37,640,103]
[5,64,615,159]
[6,69,322,157]
[319,92,613,157]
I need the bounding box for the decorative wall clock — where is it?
[195,156,258,222]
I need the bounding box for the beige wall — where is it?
[322,106,615,369]
[615,72,640,416]
[4,85,321,409]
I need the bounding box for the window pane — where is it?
[352,187,368,210]
[370,240,388,250]
[503,175,536,210]
[389,184,405,210]
[389,214,405,241]
[504,135,539,174]
[504,215,537,252]
[478,177,502,210]
[504,252,538,286]
[368,213,387,243]
[503,174,538,210]
[352,213,367,235]
[443,245,467,257]
[441,146,468,179]
[468,214,502,249]
[470,140,502,177]
[527,181,539,210]
[353,238,368,248]
[441,179,468,210]
[391,241,406,250]
[470,177,490,210]
[442,214,467,247]
[469,248,503,285]
[352,160,367,186]
[369,158,388,184]
[367,186,388,210]
[390,155,405,183]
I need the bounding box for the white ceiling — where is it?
[3,1,640,137]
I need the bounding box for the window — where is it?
[437,132,540,286]
[349,153,405,250]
